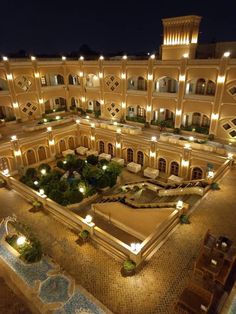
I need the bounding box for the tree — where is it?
[64,190,83,204]
[107,161,122,177]
[25,168,37,178]
[38,163,51,173]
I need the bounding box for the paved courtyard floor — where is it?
[0,168,236,313]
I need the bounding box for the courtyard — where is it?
[0,166,235,313]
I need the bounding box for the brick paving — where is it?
[0,168,236,313]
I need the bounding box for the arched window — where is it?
[192,112,201,126]
[206,80,216,96]
[127,148,133,162]
[57,74,64,85]
[196,79,206,95]
[158,77,178,93]
[68,137,75,149]
[191,167,203,180]
[0,157,9,171]
[108,143,113,156]
[202,115,210,127]
[68,74,79,85]
[99,141,105,154]
[137,151,144,166]
[27,150,36,165]
[170,161,179,176]
[38,146,46,161]
[158,158,166,173]
[59,140,66,152]
[137,77,147,91]
[137,106,146,117]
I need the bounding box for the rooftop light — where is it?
[85,214,93,224]
[47,126,52,132]
[55,115,60,120]
[176,200,183,210]
[99,55,104,60]
[183,53,189,58]
[39,188,45,195]
[150,54,155,59]
[102,165,107,170]
[34,180,39,185]
[122,55,127,60]
[223,51,230,58]
[2,56,8,61]
[11,135,17,141]
[31,56,36,61]
[62,56,66,61]
[79,56,84,61]
[151,136,157,141]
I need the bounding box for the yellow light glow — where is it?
[100,99,104,105]
[79,71,83,77]
[179,74,185,82]
[182,159,189,167]
[223,51,230,58]
[217,76,225,84]
[99,55,104,60]
[85,214,93,223]
[99,72,103,78]
[91,136,95,140]
[121,102,126,108]
[122,55,127,60]
[150,54,155,59]
[34,72,40,78]
[183,53,189,58]
[47,127,52,132]
[7,73,13,80]
[147,105,152,112]
[81,97,85,102]
[13,102,18,109]
[151,136,157,141]
[49,139,55,145]
[176,200,183,210]
[62,56,66,61]
[17,236,26,246]
[211,113,219,120]
[39,98,43,104]
[176,109,182,116]
[91,123,95,128]
[79,56,84,61]
[116,142,121,148]
[14,150,21,156]
[2,56,8,61]
[121,73,126,79]
[150,151,156,157]
[184,143,191,149]
[11,135,17,141]
[148,74,153,80]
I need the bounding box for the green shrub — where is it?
[180,214,190,224]
[25,168,37,178]
[173,128,181,134]
[86,154,98,165]
[6,221,42,263]
[79,229,89,239]
[77,107,86,115]
[208,133,215,141]
[94,110,101,118]
[210,182,220,190]
[32,200,42,209]
[64,190,84,204]
[123,259,136,271]
[86,109,93,114]
[38,163,51,173]
[56,160,64,169]
[5,116,16,122]
[126,116,146,124]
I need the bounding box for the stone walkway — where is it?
[0,168,236,313]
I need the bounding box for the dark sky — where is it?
[1,0,236,55]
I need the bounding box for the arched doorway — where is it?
[170,161,179,176]
[68,137,75,149]
[83,136,89,148]
[108,143,113,156]
[27,150,36,165]
[137,151,144,166]
[99,141,105,154]
[38,146,47,161]
[158,158,166,173]
[59,140,66,152]
[127,148,133,162]
[191,167,203,180]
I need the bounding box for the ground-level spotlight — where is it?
[16,236,26,246]
[85,215,93,224]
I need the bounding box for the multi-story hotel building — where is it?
[0,15,235,179]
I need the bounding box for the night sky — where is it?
[1,0,236,56]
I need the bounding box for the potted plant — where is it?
[79,229,90,243]
[0,177,6,188]
[32,200,43,212]
[121,259,136,276]
[180,214,190,224]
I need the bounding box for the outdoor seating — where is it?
[111,157,124,166]
[86,150,98,157]
[127,162,141,173]
[62,149,75,157]
[99,153,111,161]
[76,146,88,155]
[144,167,159,179]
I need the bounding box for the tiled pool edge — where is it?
[0,224,112,313]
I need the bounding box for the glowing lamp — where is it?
[17,236,26,246]
[85,215,93,224]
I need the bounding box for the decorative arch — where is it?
[38,146,47,161]
[108,143,114,156]
[191,167,203,180]
[127,148,134,162]
[127,76,147,91]
[156,76,178,93]
[83,136,89,148]
[68,137,75,149]
[68,74,80,85]
[26,149,36,165]
[158,158,166,173]
[170,161,179,176]
[99,141,105,154]
[137,151,144,166]
[59,139,66,152]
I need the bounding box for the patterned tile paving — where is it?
[0,167,235,313]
